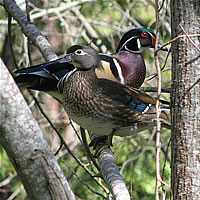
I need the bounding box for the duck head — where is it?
[116,28,167,53]
[65,45,102,70]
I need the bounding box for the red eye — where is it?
[141,32,148,37]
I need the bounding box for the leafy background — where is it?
[0,0,171,199]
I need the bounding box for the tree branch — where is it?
[140,87,171,93]
[3,0,57,62]
[98,148,131,200]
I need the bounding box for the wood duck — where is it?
[13,28,167,103]
[57,45,170,143]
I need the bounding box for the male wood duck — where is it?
[56,45,170,144]
[13,28,167,103]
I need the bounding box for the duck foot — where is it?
[89,135,113,157]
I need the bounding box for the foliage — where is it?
[0,0,171,199]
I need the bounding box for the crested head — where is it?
[116,28,156,53]
[66,45,102,70]
[58,45,102,93]
[67,45,85,54]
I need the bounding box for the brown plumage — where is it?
[59,45,170,137]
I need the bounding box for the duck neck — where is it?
[116,51,146,88]
[67,67,98,90]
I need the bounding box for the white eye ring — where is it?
[75,49,83,55]
[75,49,87,55]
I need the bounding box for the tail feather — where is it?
[160,111,171,129]
[162,122,171,129]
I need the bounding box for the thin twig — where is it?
[61,157,108,199]
[0,172,17,187]
[80,128,101,171]
[180,25,200,52]
[187,78,200,92]
[146,68,171,79]
[155,1,162,199]
[111,1,142,28]
[155,34,200,54]
[158,0,166,12]
[120,128,157,174]
[7,185,24,200]
[28,0,95,21]
[25,0,33,66]
[7,14,18,69]
[146,49,171,82]
[68,119,98,173]
[66,164,79,180]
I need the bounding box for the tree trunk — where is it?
[0,60,76,200]
[171,0,200,199]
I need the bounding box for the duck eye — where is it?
[75,49,83,55]
[141,32,148,37]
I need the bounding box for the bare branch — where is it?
[29,0,95,21]
[89,132,131,199]
[155,34,200,54]
[7,185,24,200]
[98,148,131,200]
[3,0,56,62]
[61,158,107,199]
[155,1,163,199]
[140,87,171,93]
[0,172,17,187]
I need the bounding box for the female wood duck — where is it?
[13,28,167,102]
[57,45,170,142]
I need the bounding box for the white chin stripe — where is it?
[124,45,143,53]
[113,58,125,84]
[137,39,141,51]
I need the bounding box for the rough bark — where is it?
[0,59,76,200]
[171,0,200,199]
